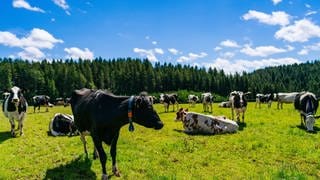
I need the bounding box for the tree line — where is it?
[0,57,319,103]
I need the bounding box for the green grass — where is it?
[1,103,320,179]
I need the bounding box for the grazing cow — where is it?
[229,91,250,122]
[294,92,320,131]
[2,86,28,137]
[175,108,238,134]
[49,113,78,136]
[276,92,299,109]
[255,93,274,108]
[201,92,213,113]
[33,95,50,112]
[188,94,199,107]
[159,93,179,112]
[70,89,164,179]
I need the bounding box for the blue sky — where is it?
[1,0,320,73]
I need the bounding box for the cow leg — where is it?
[34,106,36,113]
[92,137,108,179]
[46,104,49,112]
[231,108,234,120]
[18,116,25,136]
[242,112,245,123]
[9,117,15,137]
[210,104,213,113]
[80,132,88,156]
[110,132,120,177]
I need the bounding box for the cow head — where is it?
[133,93,164,130]
[159,94,165,103]
[8,86,23,106]
[303,113,320,132]
[176,108,188,121]
[231,91,250,108]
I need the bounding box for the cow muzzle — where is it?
[305,115,315,132]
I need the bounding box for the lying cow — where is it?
[33,95,50,112]
[160,93,179,112]
[219,101,231,108]
[49,113,78,136]
[176,108,238,134]
[188,94,199,107]
[276,92,299,109]
[229,91,250,122]
[70,89,164,179]
[2,86,28,137]
[294,91,320,131]
[201,92,213,113]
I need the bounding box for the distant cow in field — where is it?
[276,92,299,109]
[188,94,199,107]
[219,101,231,108]
[201,92,213,113]
[70,89,164,179]
[33,95,50,112]
[175,108,238,134]
[2,86,28,137]
[49,113,78,136]
[159,93,179,112]
[229,91,250,122]
[148,96,157,105]
[255,93,274,108]
[294,92,320,131]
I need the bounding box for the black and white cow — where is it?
[33,95,50,112]
[159,93,179,112]
[276,92,299,109]
[201,92,213,113]
[188,94,199,107]
[70,89,164,179]
[49,113,78,136]
[2,86,28,137]
[255,93,274,108]
[229,91,250,122]
[294,92,320,131]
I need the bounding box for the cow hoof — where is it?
[101,174,108,180]
[113,166,121,177]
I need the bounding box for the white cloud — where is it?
[0,28,63,49]
[177,52,207,63]
[298,42,320,55]
[18,47,45,60]
[152,41,157,45]
[64,47,94,60]
[240,44,287,57]
[203,57,301,74]
[305,11,317,16]
[13,0,45,13]
[305,4,311,8]
[52,0,70,15]
[220,40,240,48]
[242,10,290,26]
[220,52,235,59]
[275,19,320,42]
[214,46,222,51]
[168,48,179,55]
[133,48,164,62]
[272,0,282,5]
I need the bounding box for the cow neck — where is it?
[128,96,135,132]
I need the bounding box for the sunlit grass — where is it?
[0,102,320,179]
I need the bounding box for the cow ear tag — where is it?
[128,96,135,132]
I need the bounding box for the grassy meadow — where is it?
[0,102,320,179]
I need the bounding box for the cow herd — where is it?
[1,86,320,179]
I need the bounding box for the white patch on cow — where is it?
[277,92,299,109]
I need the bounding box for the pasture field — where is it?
[0,103,320,179]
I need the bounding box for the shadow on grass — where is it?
[295,124,320,134]
[0,131,12,143]
[43,155,96,180]
[238,122,247,131]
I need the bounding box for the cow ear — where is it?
[245,92,251,95]
[185,108,189,112]
[315,115,320,119]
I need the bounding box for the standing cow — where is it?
[159,93,179,112]
[188,94,199,107]
[294,91,320,131]
[2,86,28,137]
[70,89,164,179]
[276,92,299,109]
[33,95,50,112]
[255,93,274,108]
[229,91,250,122]
[201,92,213,113]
